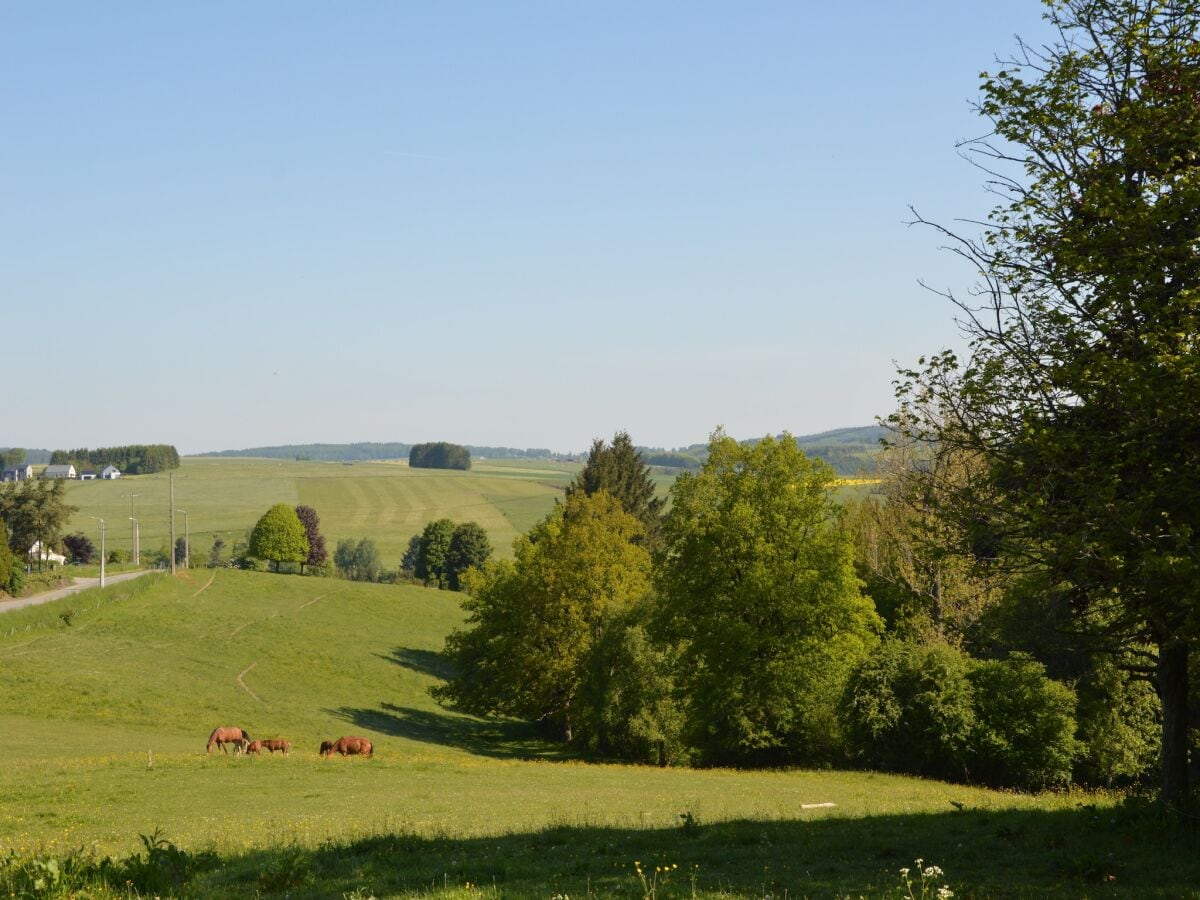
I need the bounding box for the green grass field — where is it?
[1,571,1197,897]
[58,458,582,569]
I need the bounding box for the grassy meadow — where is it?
[58,457,582,568]
[1,570,1197,897]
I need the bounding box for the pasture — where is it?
[58,457,581,568]
[1,571,1197,897]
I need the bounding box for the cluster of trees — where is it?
[408,442,471,471]
[247,504,329,574]
[435,406,1178,792]
[400,520,492,589]
[334,537,383,582]
[449,1,1200,802]
[0,479,75,592]
[49,444,180,474]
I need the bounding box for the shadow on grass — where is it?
[324,702,571,761]
[376,646,456,681]
[182,801,1199,898]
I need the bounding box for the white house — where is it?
[43,464,77,479]
[101,465,121,480]
[2,464,33,482]
[29,541,67,567]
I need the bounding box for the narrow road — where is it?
[0,570,156,613]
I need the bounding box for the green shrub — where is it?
[841,640,976,780]
[1075,658,1158,786]
[967,653,1077,790]
[843,643,1077,789]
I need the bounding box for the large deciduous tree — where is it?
[898,0,1200,804]
[0,479,75,572]
[248,503,309,572]
[446,522,492,590]
[435,491,651,743]
[656,431,881,766]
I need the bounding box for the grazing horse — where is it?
[259,739,291,755]
[320,736,373,758]
[207,726,250,755]
[244,740,263,755]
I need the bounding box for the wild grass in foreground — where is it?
[3,797,1198,898]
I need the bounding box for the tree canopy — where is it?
[0,479,76,570]
[294,505,328,574]
[897,0,1200,804]
[248,503,309,572]
[435,491,651,742]
[656,431,880,765]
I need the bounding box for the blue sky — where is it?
[3,2,1051,454]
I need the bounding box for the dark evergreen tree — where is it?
[565,432,665,534]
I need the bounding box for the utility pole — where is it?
[89,517,106,588]
[125,492,141,564]
[169,474,176,575]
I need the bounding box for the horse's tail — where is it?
[366,741,374,758]
[240,728,251,742]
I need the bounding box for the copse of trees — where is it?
[408,442,471,471]
[334,537,383,583]
[49,444,180,474]
[403,519,493,589]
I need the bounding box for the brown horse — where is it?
[320,736,373,757]
[260,739,291,756]
[244,740,263,755]
[206,726,250,755]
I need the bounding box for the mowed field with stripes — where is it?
[61,457,581,567]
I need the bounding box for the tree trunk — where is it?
[1157,638,1190,808]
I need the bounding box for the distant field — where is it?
[59,457,582,568]
[3,571,1192,898]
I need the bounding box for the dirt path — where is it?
[237,661,264,703]
[0,570,155,613]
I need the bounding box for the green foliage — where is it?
[0,537,15,594]
[1075,658,1159,786]
[415,519,456,588]
[436,491,651,742]
[896,0,1200,801]
[409,441,471,470]
[843,643,1077,790]
[575,600,686,765]
[566,431,665,533]
[446,521,493,590]
[0,478,76,570]
[334,537,383,582]
[968,655,1077,791]
[841,640,977,781]
[656,431,881,766]
[248,503,309,572]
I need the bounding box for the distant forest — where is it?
[0,448,52,465]
[193,426,886,477]
[50,444,181,474]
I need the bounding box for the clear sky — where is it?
[2,2,1052,455]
